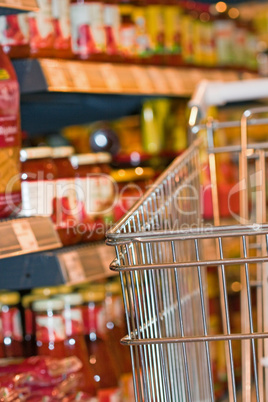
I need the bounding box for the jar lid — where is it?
[52,146,75,159]
[70,153,98,168]
[20,147,52,162]
[22,294,48,308]
[96,152,112,164]
[55,285,74,294]
[80,289,105,303]
[0,292,20,305]
[55,293,83,306]
[32,298,64,312]
[105,281,121,295]
[111,167,154,183]
[32,287,59,297]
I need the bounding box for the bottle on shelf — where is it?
[28,0,55,58]
[80,288,121,401]
[145,0,165,65]
[163,0,182,66]
[0,45,21,218]
[52,0,73,58]
[70,0,106,60]
[213,6,235,67]
[52,146,81,246]
[22,294,47,357]
[32,298,66,359]
[104,280,134,400]
[103,0,121,61]
[0,13,30,58]
[56,293,98,396]
[132,0,149,63]
[119,0,136,63]
[181,1,196,65]
[0,292,23,358]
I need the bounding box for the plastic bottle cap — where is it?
[56,285,74,294]
[20,147,52,162]
[32,287,59,297]
[96,152,112,164]
[52,146,75,159]
[105,281,121,295]
[80,289,105,303]
[32,298,64,312]
[70,153,98,168]
[22,294,48,308]
[0,292,20,305]
[55,293,83,306]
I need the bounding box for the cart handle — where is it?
[188,78,268,125]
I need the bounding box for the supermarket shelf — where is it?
[13,58,252,96]
[0,242,116,290]
[0,0,38,14]
[0,216,61,259]
[13,58,259,135]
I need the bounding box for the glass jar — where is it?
[0,13,30,58]
[28,0,54,58]
[32,298,66,359]
[80,288,121,400]
[0,292,23,358]
[52,0,73,58]
[22,294,47,357]
[96,152,114,226]
[71,153,104,242]
[111,166,154,221]
[56,293,97,396]
[20,147,57,218]
[70,0,106,61]
[52,146,81,246]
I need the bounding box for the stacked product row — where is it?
[19,146,153,245]
[0,281,133,401]
[0,0,258,70]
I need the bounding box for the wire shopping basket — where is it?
[106,78,268,402]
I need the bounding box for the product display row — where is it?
[0,0,258,70]
[0,280,133,401]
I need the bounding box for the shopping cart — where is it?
[106,78,268,402]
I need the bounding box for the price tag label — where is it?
[40,59,71,90]
[130,66,154,93]
[67,62,91,91]
[61,251,85,283]
[100,64,121,92]
[147,67,169,94]
[3,0,22,6]
[164,68,181,95]
[97,244,116,275]
[114,65,138,93]
[12,220,38,252]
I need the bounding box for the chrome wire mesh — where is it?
[106,114,268,402]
